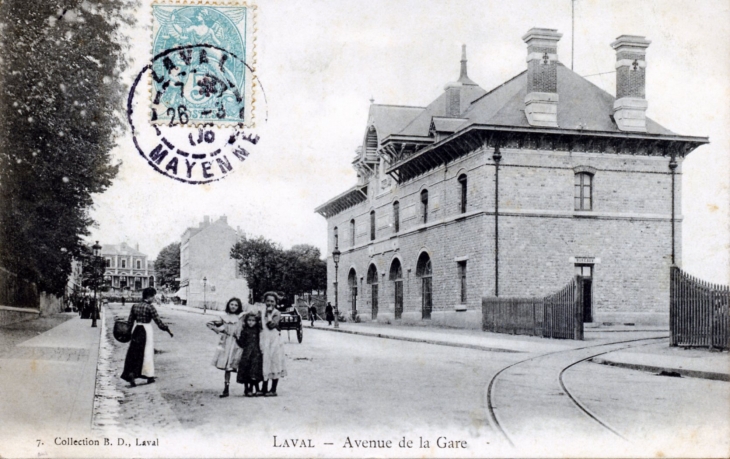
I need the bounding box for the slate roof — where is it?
[101,243,146,257]
[366,104,424,140]
[371,63,675,143]
[461,64,674,135]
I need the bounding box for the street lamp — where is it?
[332,248,341,329]
[203,276,207,314]
[91,241,102,328]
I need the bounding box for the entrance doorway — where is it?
[576,264,593,322]
[390,259,403,319]
[416,252,433,319]
[367,264,378,320]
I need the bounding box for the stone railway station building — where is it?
[316,28,708,328]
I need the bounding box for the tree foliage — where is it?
[230,236,327,304]
[0,0,134,295]
[154,242,181,291]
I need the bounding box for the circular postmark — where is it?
[127,44,264,184]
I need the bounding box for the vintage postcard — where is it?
[0,0,728,458]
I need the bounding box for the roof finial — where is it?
[457,44,476,85]
[369,96,375,104]
[460,44,467,79]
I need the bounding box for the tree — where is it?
[0,0,134,295]
[230,235,283,303]
[154,243,181,291]
[231,237,328,304]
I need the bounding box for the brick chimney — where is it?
[611,35,651,132]
[444,45,477,117]
[522,28,562,127]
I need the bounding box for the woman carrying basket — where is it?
[120,288,172,387]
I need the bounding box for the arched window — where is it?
[393,201,400,233]
[370,210,376,241]
[350,219,356,246]
[416,252,433,319]
[367,264,378,284]
[389,259,404,319]
[334,226,339,249]
[574,172,593,210]
[421,189,429,224]
[458,174,467,213]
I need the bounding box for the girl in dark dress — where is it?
[235,312,263,396]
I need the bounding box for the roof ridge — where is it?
[372,103,425,109]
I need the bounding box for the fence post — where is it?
[669,266,677,346]
[574,276,583,340]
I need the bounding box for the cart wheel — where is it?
[297,327,303,343]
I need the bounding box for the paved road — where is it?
[97,304,730,457]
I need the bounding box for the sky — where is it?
[89,0,730,284]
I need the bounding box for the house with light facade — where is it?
[101,242,154,292]
[315,28,707,328]
[178,215,249,310]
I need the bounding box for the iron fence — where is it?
[482,278,583,340]
[0,267,40,309]
[670,267,729,350]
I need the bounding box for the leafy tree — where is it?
[231,235,283,303]
[0,0,134,295]
[154,242,180,291]
[231,237,328,304]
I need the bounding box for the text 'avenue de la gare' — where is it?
[273,436,468,449]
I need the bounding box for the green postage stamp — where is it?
[151,2,257,127]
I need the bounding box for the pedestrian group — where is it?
[119,289,287,398]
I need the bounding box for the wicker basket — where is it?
[113,319,132,343]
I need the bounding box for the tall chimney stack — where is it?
[611,35,651,132]
[522,28,562,127]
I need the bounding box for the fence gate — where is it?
[482,277,583,340]
[670,267,730,350]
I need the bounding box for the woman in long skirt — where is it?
[121,288,170,387]
[258,292,287,396]
[207,297,244,398]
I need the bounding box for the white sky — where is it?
[89,0,730,284]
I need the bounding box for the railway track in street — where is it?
[485,335,668,448]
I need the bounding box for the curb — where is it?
[307,325,522,353]
[591,356,730,382]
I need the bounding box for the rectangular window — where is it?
[393,202,400,233]
[458,261,467,303]
[421,190,429,224]
[459,175,467,213]
[574,173,593,210]
[370,211,376,241]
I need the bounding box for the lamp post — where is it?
[203,276,207,314]
[332,248,341,329]
[91,241,102,328]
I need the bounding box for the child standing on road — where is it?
[207,297,244,398]
[236,312,263,396]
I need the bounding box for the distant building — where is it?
[101,242,154,292]
[178,215,249,310]
[315,30,707,328]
